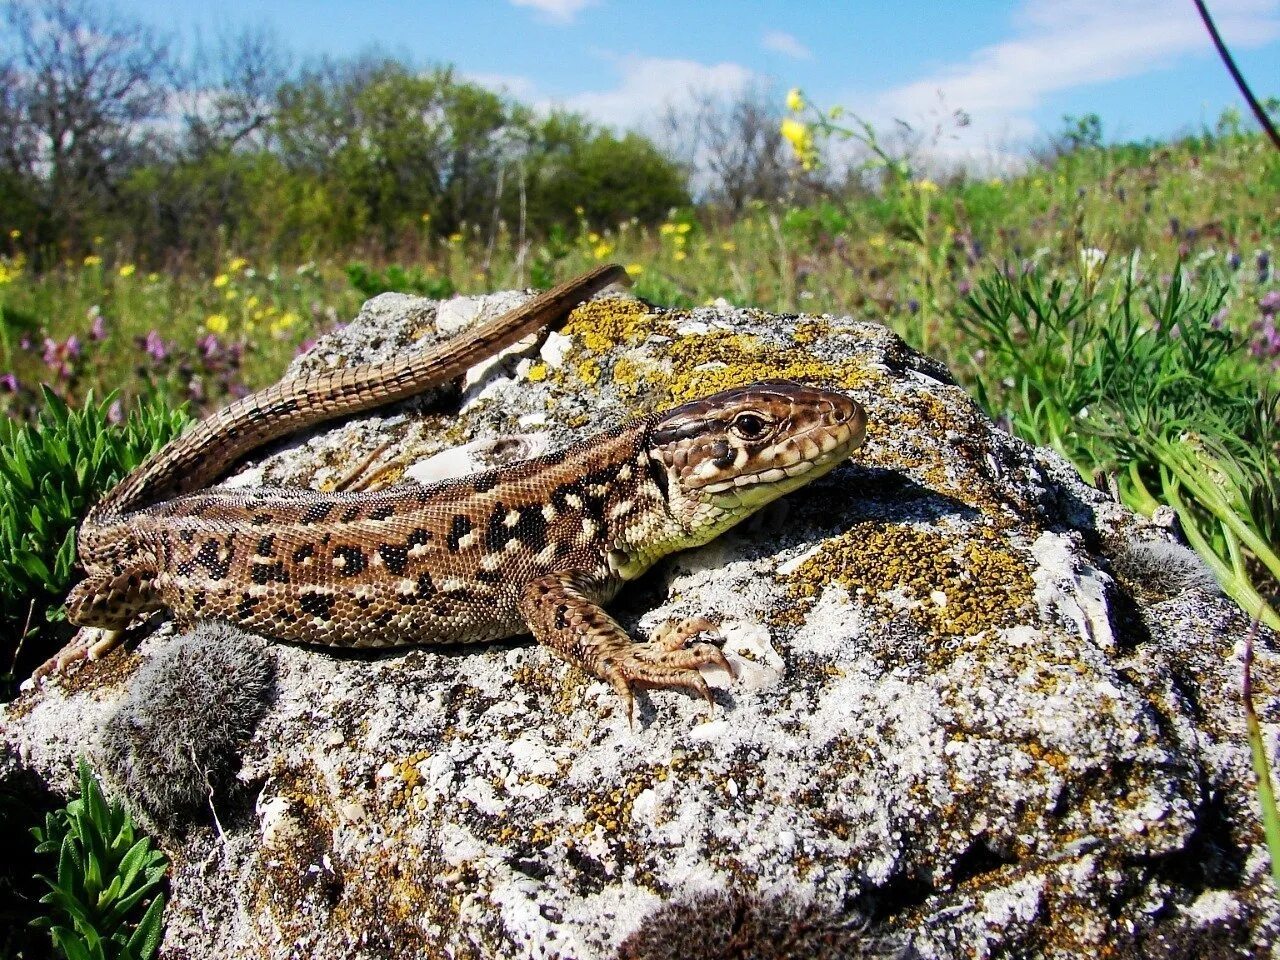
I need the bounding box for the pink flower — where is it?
[143,330,167,362]
[107,400,123,424]
[0,372,17,392]
[90,310,107,341]
[1260,290,1280,317]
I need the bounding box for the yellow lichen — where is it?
[785,522,1034,638]
[526,361,548,382]
[560,297,664,353]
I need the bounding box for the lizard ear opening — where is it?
[645,449,671,501]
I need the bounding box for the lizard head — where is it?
[646,380,867,544]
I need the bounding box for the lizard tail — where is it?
[89,264,630,523]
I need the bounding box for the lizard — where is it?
[45,263,868,716]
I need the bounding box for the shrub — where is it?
[959,263,1280,627]
[0,389,190,688]
[345,261,456,300]
[30,758,167,960]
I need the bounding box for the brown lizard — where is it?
[47,264,868,715]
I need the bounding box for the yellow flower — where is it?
[659,223,676,236]
[213,273,230,288]
[92,236,104,245]
[868,235,887,249]
[147,272,160,283]
[228,257,248,273]
[574,206,585,216]
[592,241,614,260]
[205,313,229,333]
[780,118,815,166]
[448,232,464,244]
[118,264,136,278]
[0,259,19,286]
[917,179,939,194]
[83,255,103,267]
[675,222,692,235]
[420,212,431,223]
[245,295,260,310]
[8,229,19,240]
[587,232,601,244]
[224,288,238,301]
[277,310,299,329]
[624,263,644,277]
[674,250,687,262]
[720,241,737,252]
[786,88,805,112]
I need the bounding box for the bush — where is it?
[959,263,1280,626]
[0,389,190,689]
[31,759,167,960]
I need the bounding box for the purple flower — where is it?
[42,337,58,366]
[0,372,17,392]
[90,312,107,341]
[296,339,316,356]
[1260,291,1280,317]
[907,298,921,315]
[107,400,123,424]
[957,279,972,297]
[1227,250,1242,271]
[1260,250,1273,284]
[196,333,220,359]
[143,330,167,362]
[1211,308,1228,330]
[64,335,80,359]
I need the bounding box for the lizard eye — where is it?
[731,413,769,440]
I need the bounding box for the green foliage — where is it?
[346,262,455,300]
[959,263,1280,627]
[0,389,190,680]
[31,759,167,960]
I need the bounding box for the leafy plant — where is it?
[0,388,190,687]
[31,759,167,960]
[345,261,456,300]
[959,262,1280,627]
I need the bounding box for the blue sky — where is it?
[113,0,1279,161]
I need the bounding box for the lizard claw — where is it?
[24,627,123,689]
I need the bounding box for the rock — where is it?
[3,286,1279,959]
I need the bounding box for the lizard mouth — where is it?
[693,416,867,496]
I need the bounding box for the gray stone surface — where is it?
[4,287,1279,958]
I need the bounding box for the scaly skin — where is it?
[50,266,868,712]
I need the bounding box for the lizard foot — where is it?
[23,627,123,690]
[601,628,734,727]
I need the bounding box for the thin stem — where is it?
[1192,0,1280,151]
[1243,618,1280,892]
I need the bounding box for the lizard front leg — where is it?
[519,571,731,724]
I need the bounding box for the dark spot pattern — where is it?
[292,544,316,564]
[251,512,273,526]
[370,505,395,521]
[255,534,276,557]
[416,572,436,597]
[341,506,361,523]
[447,515,474,553]
[378,544,409,575]
[471,473,499,493]
[301,502,334,525]
[299,591,335,620]
[333,545,368,577]
[195,539,234,579]
[407,528,432,548]
[236,593,256,620]
[250,561,290,585]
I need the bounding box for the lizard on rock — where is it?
[45,265,868,715]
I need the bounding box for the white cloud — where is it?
[549,55,755,127]
[464,72,537,99]
[761,30,812,60]
[861,0,1280,172]
[509,0,597,23]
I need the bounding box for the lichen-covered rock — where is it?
[4,287,1279,959]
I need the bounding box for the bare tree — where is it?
[182,25,290,157]
[2,0,173,248]
[661,84,789,214]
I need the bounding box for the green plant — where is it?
[959,262,1280,627]
[31,759,167,960]
[1243,619,1280,892]
[0,388,190,685]
[345,261,456,300]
